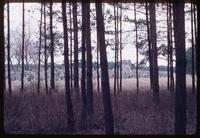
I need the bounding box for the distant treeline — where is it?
[6,62,174,72]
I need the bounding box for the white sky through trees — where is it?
[4,3,195,66]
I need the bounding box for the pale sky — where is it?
[4,3,195,66]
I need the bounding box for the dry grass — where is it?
[4,77,196,135]
[8,75,194,93]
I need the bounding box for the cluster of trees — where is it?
[2,0,198,135]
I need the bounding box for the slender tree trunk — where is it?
[119,3,122,92]
[50,1,55,92]
[134,3,139,93]
[21,1,25,93]
[167,3,173,91]
[37,3,43,94]
[167,3,170,90]
[173,2,186,134]
[116,3,119,93]
[80,2,87,129]
[193,3,197,94]
[73,1,79,95]
[191,3,195,93]
[69,2,73,92]
[44,2,48,94]
[114,3,117,95]
[62,1,75,132]
[114,3,120,95]
[145,2,153,91]
[96,2,114,134]
[7,0,12,95]
[85,3,94,115]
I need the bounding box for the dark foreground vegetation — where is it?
[4,87,196,135]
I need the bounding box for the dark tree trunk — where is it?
[167,3,173,91]
[62,1,75,132]
[96,2,114,134]
[114,3,117,95]
[145,2,153,90]
[119,3,122,92]
[196,5,200,135]
[0,2,5,94]
[80,2,87,129]
[173,2,186,134]
[114,3,119,95]
[97,3,102,92]
[37,3,43,94]
[7,0,12,95]
[116,3,119,93]
[50,1,55,92]
[73,1,79,95]
[85,3,94,115]
[193,3,197,92]
[149,2,159,105]
[44,2,48,94]
[191,3,195,93]
[167,3,170,90]
[21,1,25,92]
[69,2,73,92]
[134,3,139,93]
[193,3,197,94]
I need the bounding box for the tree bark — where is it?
[167,3,170,90]
[116,3,119,93]
[21,1,25,92]
[37,3,43,94]
[134,3,139,93]
[173,2,186,134]
[80,2,87,129]
[196,4,200,134]
[149,2,159,105]
[69,2,73,92]
[50,0,55,92]
[169,3,174,92]
[114,3,117,95]
[167,3,174,92]
[0,0,5,94]
[7,0,12,95]
[145,2,153,91]
[44,2,48,94]
[62,1,75,132]
[96,2,114,134]
[119,3,122,92]
[73,1,79,95]
[85,3,94,115]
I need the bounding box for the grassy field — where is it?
[7,75,195,93]
[4,77,196,134]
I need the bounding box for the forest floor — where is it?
[4,77,196,135]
